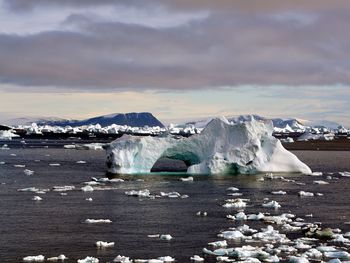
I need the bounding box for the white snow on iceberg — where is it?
[106,117,311,175]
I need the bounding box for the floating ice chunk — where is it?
[316,246,337,252]
[49,163,61,166]
[302,248,322,259]
[14,164,26,168]
[113,255,132,263]
[24,169,35,176]
[32,196,43,201]
[298,191,314,197]
[81,185,94,192]
[75,143,106,150]
[344,232,350,237]
[227,187,239,191]
[227,192,243,196]
[222,198,247,208]
[247,213,265,220]
[86,198,93,202]
[339,172,350,177]
[289,256,309,263]
[0,161,5,164]
[63,145,76,149]
[271,190,287,195]
[53,186,75,192]
[190,255,204,262]
[235,211,247,220]
[196,211,207,217]
[324,251,350,259]
[18,187,50,193]
[47,255,67,261]
[262,201,281,209]
[23,255,45,262]
[309,172,323,176]
[147,234,160,238]
[160,234,173,241]
[77,256,99,263]
[157,256,175,262]
[84,219,112,224]
[218,230,244,240]
[125,189,150,198]
[208,240,227,247]
[180,177,194,182]
[95,241,115,248]
[313,180,329,185]
[327,259,342,263]
[76,161,87,164]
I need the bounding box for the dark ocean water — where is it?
[0,140,350,262]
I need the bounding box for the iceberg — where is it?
[106,117,311,175]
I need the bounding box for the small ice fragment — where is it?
[47,255,67,261]
[289,256,309,263]
[0,161,5,165]
[95,241,115,248]
[157,256,175,262]
[24,169,35,176]
[180,176,193,182]
[113,255,132,263]
[160,234,173,240]
[32,196,42,201]
[196,211,207,217]
[271,190,287,195]
[247,213,265,220]
[14,164,26,168]
[23,255,45,262]
[310,172,323,176]
[222,198,247,208]
[10,153,17,156]
[324,251,350,259]
[76,160,86,164]
[208,240,227,247]
[190,255,204,262]
[147,234,160,238]
[53,186,75,192]
[84,219,112,224]
[298,191,314,197]
[226,187,239,191]
[218,230,244,240]
[313,180,329,185]
[86,198,93,202]
[81,185,94,192]
[339,171,350,177]
[262,200,281,209]
[77,256,99,263]
[125,189,150,198]
[235,211,247,220]
[49,163,60,166]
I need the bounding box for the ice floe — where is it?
[77,256,99,263]
[262,200,281,209]
[84,219,112,224]
[32,196,43,201]
[47,255,67,261]
[22,255,45,262]
[95,241,115,248]
[24,169,35,176]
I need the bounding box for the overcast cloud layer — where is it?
[1,0,350,90]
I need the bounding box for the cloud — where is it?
[1,0,350,92]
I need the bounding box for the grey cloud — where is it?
[1,1,350,91]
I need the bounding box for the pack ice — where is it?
[106,117,311,175]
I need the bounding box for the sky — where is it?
[0,0,349,125]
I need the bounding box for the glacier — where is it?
[106,117,311,175]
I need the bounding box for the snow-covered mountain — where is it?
[7,112,164,128]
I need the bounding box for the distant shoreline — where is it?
[284,138,350,151]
